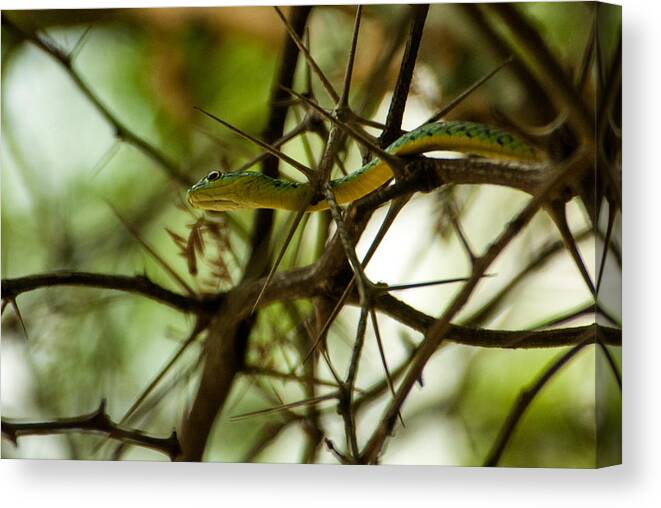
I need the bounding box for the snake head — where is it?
[187,170,243,211]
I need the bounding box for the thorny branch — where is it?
[1,271,214,314]
[1,268,621,349]
[2,401,181,460]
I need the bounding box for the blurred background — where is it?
[1,3,621,466]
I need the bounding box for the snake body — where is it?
[187,121,541,212]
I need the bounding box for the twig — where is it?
[380,4,429,145]
[194,107,313,180]
[273,7,339,103]
[109,203,196,296]
[462,229,593,326]
[370,308,396,398]
[426,56,513,124]
[301,196,411,363]
[342,306,369,458]
[546,202,596,295]
[230,392,338,421]
[282,86,405,175]
[597,340,622,390]
[119,321,207,426]
[243,365,344,391]
[596,207,618,293]
[1,15,191,186]
[242,419,297,462]
[369,294,620,348]
[2,400,181,460]
[337,6,363,111]
[483,334,593,466]
[2,271,209,313]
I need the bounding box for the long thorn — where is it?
[547,203,596,296]
[90,139,122,178]
[69,25,93,62]
[338,6,363,109]
[108,203,195,295]
[273,7,339,103]
[596,339,622,390]
[230,392,338,420]
[120,322,205,426]
[349,112,387,131]
[233,120,310,173]
[384,274,496,291]
[303,29,313,96]
[282,87,405,175]
[596,205,617,294]
[10,300,29,340]
[447,202,477,262]
[369,308,404,426]
[93,321,205,456]
[194,106,313,180]
[250,203,311,314]
[575,6,597,91]
[301,282,353,366]
[300,197,410,364]
[426,56,513,124]
[369,310,394,397]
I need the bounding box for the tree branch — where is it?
[2,271,212,314]
[2,401,181,460]
[370,293,620,349]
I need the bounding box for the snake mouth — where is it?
[187,190,241,211]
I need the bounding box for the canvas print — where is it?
[1,2,621,466]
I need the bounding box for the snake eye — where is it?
[207,170,221,181]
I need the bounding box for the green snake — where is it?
[187,121,541,212]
